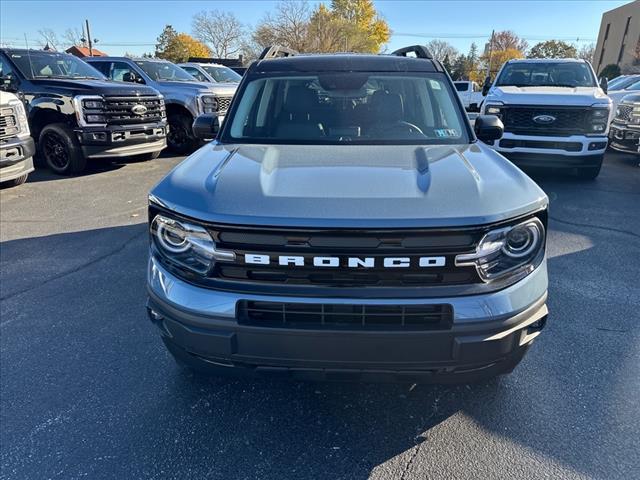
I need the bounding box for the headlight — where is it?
[484,103,503,119]
[150,214,235,274]
[7,99,29,135]
[629,104,640,125]
[73,95,106,126]
[199,95,219,114]
[456,217,545,282]
[588,106,609,135]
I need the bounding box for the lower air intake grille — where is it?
[238,301,453,330]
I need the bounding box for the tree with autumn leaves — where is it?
[154,25,211,63]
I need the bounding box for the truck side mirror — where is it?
[474,115,503,142]
[482,76,492,97]
[193,114,220,140]
[123,72,144,84]
[599,76,608,94]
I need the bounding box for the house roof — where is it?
[65,45,107,58]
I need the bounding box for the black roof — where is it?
[251,54,440,73]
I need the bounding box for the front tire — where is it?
[39,123,87,175]
[167,114,199,154]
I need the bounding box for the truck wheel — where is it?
[2,174,29,187]
[577,156,604,180]
[167,114,199,154]
[39,123,87,175]
[137,150,162,161]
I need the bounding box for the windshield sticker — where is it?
[435,128,459,138]
[429,80,442,90]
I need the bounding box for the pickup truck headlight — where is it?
[73,95,107,127]
[199,95,219,114]
[150,214,235,275]
[455,217,545,282]
[5,99,30,136]
[588,106,609,135]
[484,103,503,119]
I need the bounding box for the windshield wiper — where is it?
[33,75,101,80]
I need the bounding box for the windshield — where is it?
[454,82,469,92]
[496,62,596,88]
[611,76,640,91]
[9,51,105,80]
[224,72,469,145]
[201,65,242,83]
[135,61,195,82]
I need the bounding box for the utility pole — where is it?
[486,29,495,77]
[85,19,93,56]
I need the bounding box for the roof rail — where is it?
[391,45,433,60]
[258,46,298,60]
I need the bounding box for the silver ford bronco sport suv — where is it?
[146,46,549,383]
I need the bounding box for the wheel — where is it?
[167,113,199,154]
[136,150,162,161]
[1,173,28,187]
[39,123,87,174]
[577,156,604,180]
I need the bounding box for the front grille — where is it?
[499,139,582,152]
[102,95,165,125]
[615,104,633,123]
[217,96,232,113]
[209,226,483,288]
[502,105,589,136]
[238,301,453,330]
[0,111,19,139]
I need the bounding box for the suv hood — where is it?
[151,143,547,228]
[30,78,159,96]
[156,80,236,96]
[488,85,609,106]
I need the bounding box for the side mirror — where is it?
[599,76,608,94]
[482,76,492,96]
[123,72,143,84]
[193,113,220,140]
[474,115,504,143]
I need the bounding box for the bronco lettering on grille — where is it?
[243,254,446,268]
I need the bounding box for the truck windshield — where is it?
[201,65,242,83]
[496,62,596,88]
[9,51,105,80]
[135,61,195,82]
[224,72,469,145]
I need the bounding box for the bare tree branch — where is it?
[38,28,59,50]
[63,27,85,48]
[192,10,245,58]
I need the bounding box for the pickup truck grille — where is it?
[0,109,19,139]
[238,301,453,330]
[217,96,232,113]
[615,104,633,123]
[102,95,165,125]
[502,106,589,136]
[208,226,483,289]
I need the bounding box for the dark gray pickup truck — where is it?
[146,46,549,383]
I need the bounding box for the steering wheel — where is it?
[370,120,426,138]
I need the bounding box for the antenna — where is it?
[23,33,35,79]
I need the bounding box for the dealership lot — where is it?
[1,152,639,479]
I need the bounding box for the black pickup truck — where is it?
[0,49,167,174]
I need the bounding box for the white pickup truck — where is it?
[454,80,483,111]
[480,58,611,179]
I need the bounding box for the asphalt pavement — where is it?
[1,152,639,480]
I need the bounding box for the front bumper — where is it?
[0,136,35,182]
[489,132,607,168]
[608,124,640,154]
[77,123,167,159]
[147,256,548,383]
